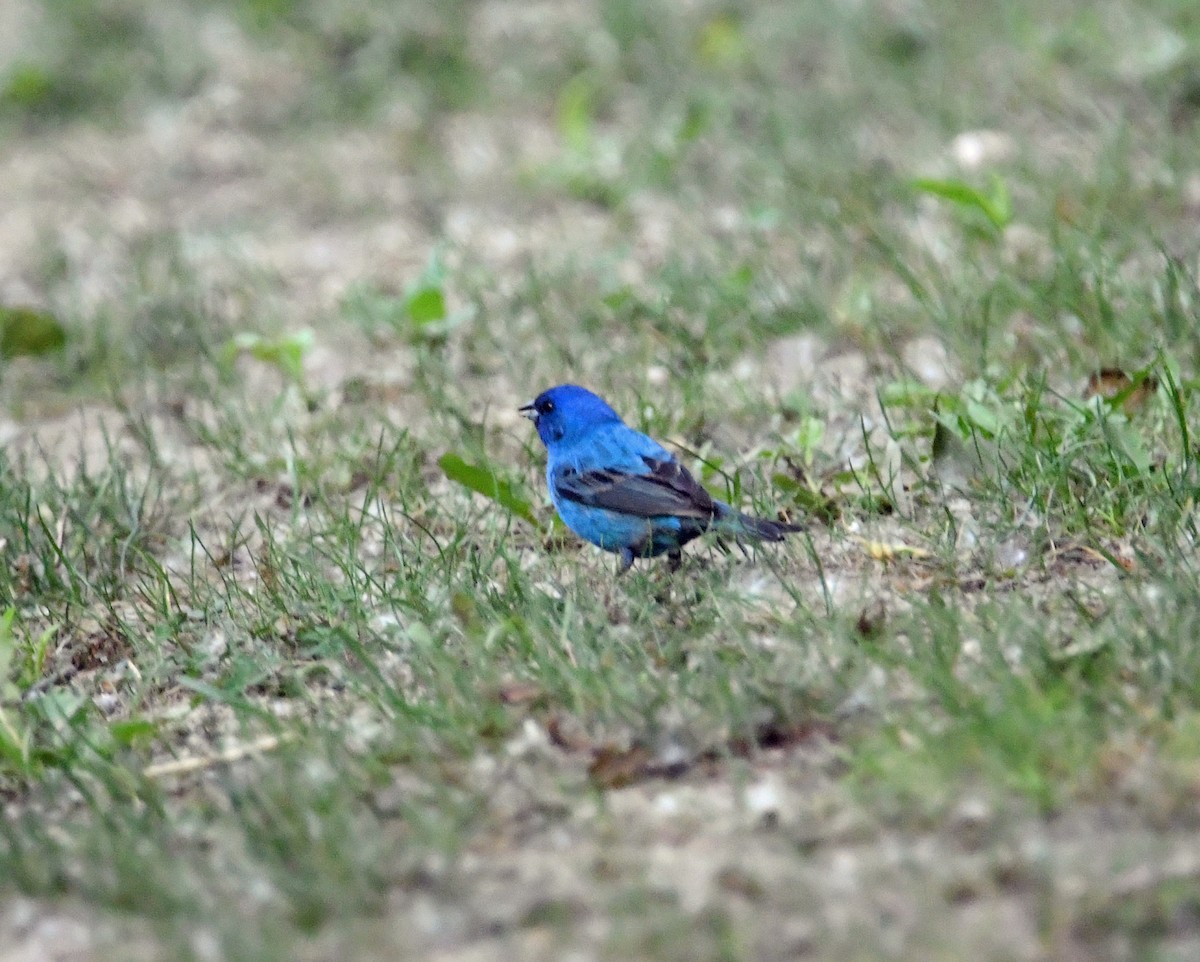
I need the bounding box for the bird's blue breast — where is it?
[552,497,677,554]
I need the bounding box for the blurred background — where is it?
[1,0,1197,414]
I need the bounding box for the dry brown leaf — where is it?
[1051,543,1135,571]
[855,599,887,638]
[1085,368,1158,414]
[588,744,654,789]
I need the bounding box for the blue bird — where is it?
[520,384,802,572]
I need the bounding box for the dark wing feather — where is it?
[555,456,717,519]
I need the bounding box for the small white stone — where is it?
[654,792,680,816]
[646,365,669,387]
[732,357,757,380]
[744,777,782,822]
[950,130,1016,169]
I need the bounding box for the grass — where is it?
[1,0,1200,959]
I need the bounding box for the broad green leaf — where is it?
[406,286,447,325]
[964,399,1002,435]
[0,608,16,701]
[601,286,635,312]
[224,329,313,383]
[911,175,1012,229]
[1103,421,1152,475]
[0,306,67,358]
[2,64,54,108]
[557,74,595,153]
[439,453,542,527]
[696,14,747,69]
[880,379,940,408]
[109,718,158,746]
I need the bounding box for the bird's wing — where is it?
[553,456,717,519]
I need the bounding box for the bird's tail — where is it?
[714,503,804,542]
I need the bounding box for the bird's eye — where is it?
[541,399,555,414]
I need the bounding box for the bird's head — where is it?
[519,384,623,447]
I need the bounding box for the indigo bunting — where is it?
[520,384,802,572]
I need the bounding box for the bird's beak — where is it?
[518,402,537,421]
